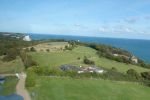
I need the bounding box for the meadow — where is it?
[29,46,149,73]
[0,57,24,74]
[29,77,150,100]
[0,76,18,95]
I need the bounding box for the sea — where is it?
[28,33,150,63]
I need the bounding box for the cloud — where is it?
[124,17,140,24]
[74,23,81,27]
[98,26,109,32]
[98,25,139,34]
[144,15,150,20]
[73,23,89,30]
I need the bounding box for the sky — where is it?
[0,0,150,39]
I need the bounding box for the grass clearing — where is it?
[0,57,24,74]
[0,76,18,95]
[30,46,149,73]
[28,77,150,100]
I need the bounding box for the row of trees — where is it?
[20,51,37,69]
[26,65,150,87]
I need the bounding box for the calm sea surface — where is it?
[29,34,150,63]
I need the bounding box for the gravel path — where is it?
[16,72,31,100]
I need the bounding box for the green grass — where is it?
[29,77,150,100]
[30,46,149,73]
[29,46,96,67]
[94,57,149,73]
[0,57,24,74]
[48,42,68,46]
[0,76,18,95]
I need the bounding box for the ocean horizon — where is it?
[27,33,150,63]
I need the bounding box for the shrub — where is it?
[25,69,36,87]
[2,48,18,62]
[126,69,140,79]
[20,51,37,68]
[83,56,95,65]
[30,47,36,52]
[46,49,50,52]
[141,71,150,80]
[77,57,80,60]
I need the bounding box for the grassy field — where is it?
[0,76,18,95]
[29,46,149,73]
[0,57,24,74]
[29,77,150,100]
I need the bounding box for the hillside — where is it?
[29,46,149,73]
[0,57,24,74]
[0,33,150,100]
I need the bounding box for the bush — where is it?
[83,56,95,65]
[102,68,126,81]
[2,48,18,62]
[25,69,36,87]
[46,49,50,52]
[77,57,80,60]
[30,47,36,52]
[141,72,150,80]
[126,69,140,80]
[20,51,37,68]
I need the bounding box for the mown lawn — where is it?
[29,46,149,73]
[0,57,24,74]
[29,77,150,100]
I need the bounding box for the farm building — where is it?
[60,65,104,74]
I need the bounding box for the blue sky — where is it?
[0,0,150,39]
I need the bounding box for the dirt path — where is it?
[16,72,31,100]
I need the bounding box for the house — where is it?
[131,56,138,63]
[86,66,104,74]
[23,35,31,41]
[0,76,5,84]
[113,54,119,57]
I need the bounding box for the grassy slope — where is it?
[0,57,24,74]
[30,46,149,73]
[0,76,18,95]
[29,77,150,100]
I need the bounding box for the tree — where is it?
[141,72,150,80]
[46,49,50,52]
[30,47,36,52]
[83,56,95,65]
[126,69,140,79]
[2,48,18,61]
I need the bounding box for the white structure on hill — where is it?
[131,56,138,63]
[23,35,31,41]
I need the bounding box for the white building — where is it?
[23,35,31,41]
[131,56,138,63]
[113,54,119,57]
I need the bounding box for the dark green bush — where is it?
[83,56,95,65]
[126,69,140,80]
[26,69,36,87]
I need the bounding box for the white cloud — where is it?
[98,26,109,32]
[144,15,150,20]
[124,17,140,24]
